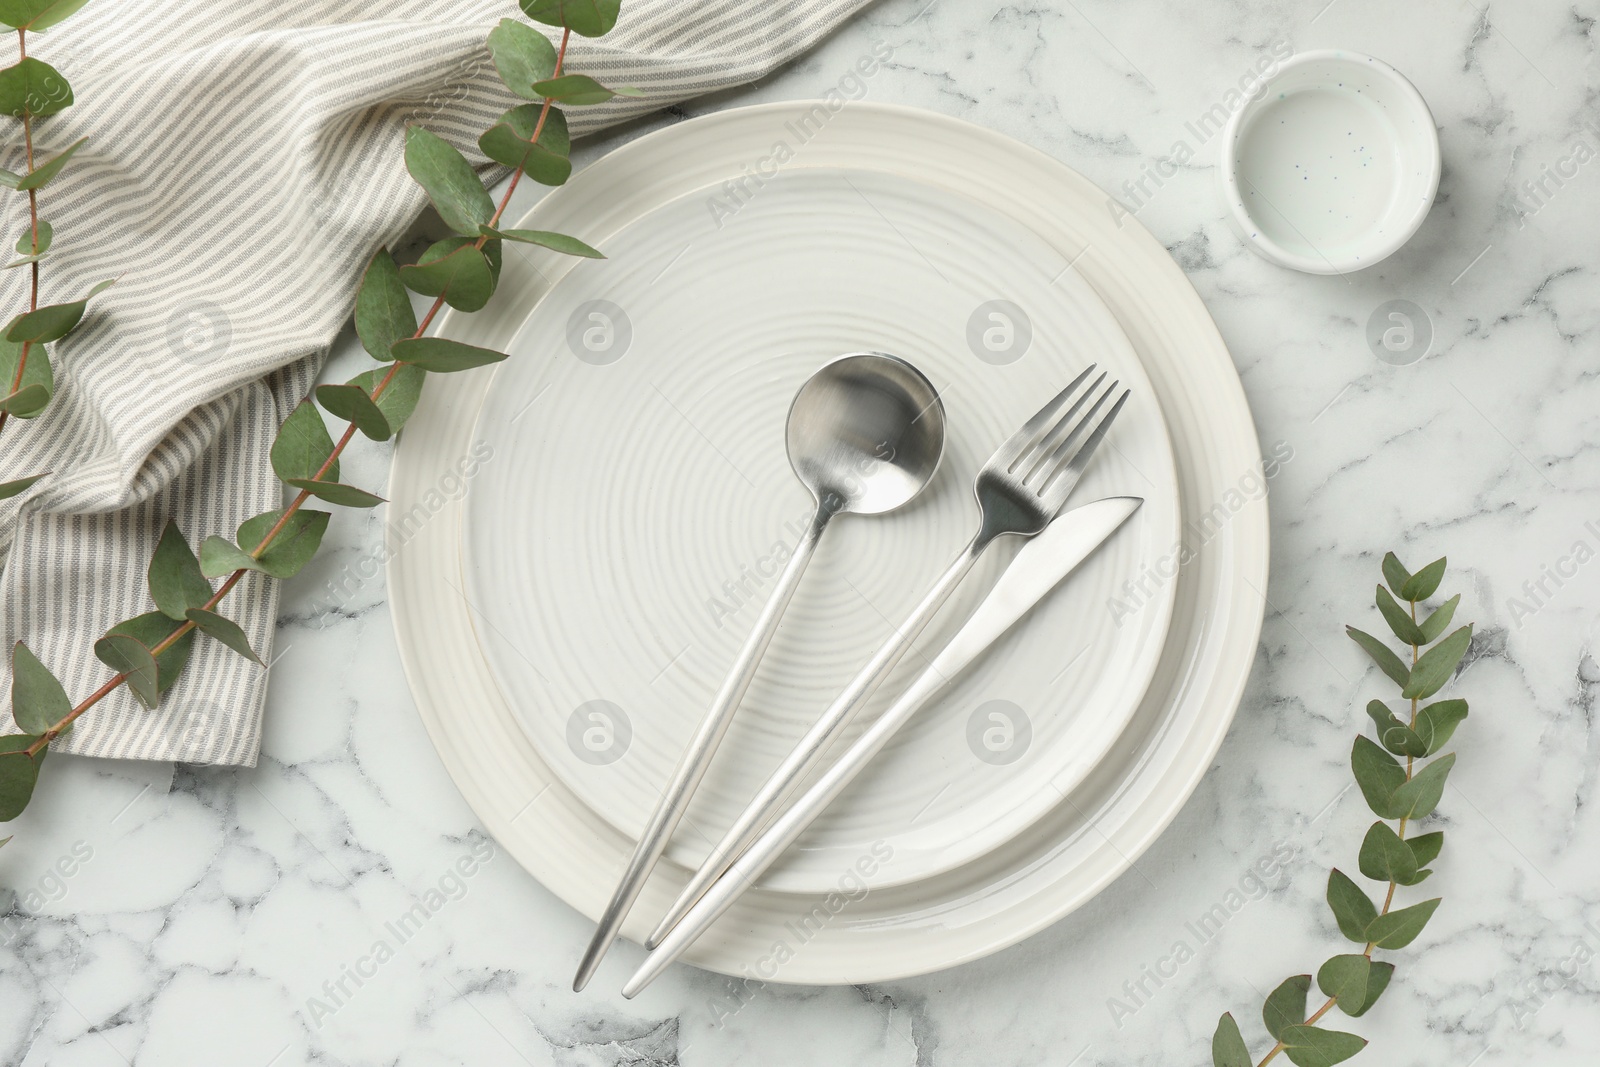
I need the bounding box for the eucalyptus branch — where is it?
[0,1,113,500]
[0,0,634,823]
[1212,553,1471,1067]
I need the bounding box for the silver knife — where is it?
[621,495,1143,996]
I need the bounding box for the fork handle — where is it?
[645,533,987,950]
[572,498,833,991]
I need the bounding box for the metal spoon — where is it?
[572,351,945,991]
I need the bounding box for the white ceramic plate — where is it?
[460,167,1179,892]
[389,102,1268,984]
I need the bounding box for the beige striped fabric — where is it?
[0,0,871,765]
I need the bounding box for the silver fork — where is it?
[640,366,1129,957]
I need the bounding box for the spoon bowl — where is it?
[786,352,945,515]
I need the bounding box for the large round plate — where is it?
[389,102,1268,984]
[461,166,1180,892]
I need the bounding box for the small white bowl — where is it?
[1218,50,1440,274]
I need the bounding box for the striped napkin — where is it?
[0,0,871,765]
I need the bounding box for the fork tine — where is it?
[995,365,1095,466]
[1011,371,1106,478]
[1039,387,1129,502]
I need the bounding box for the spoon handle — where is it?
[572,499,833,991]
[645,534,984,950]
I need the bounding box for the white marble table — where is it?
[6,1,1599,1063]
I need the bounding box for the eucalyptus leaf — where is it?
[185,608,263,665]
[487,17,557,98]
[349,363,425,435]
[1262,974,1309,1040]
[107,612,194,693]
[15,218,51,255]
[1326,869,1377,943]
[398,238,494,312]
[0,472,45,499]
[1278,1024,1367,1067]
[1408,830,1445,869]
[148,520,213,621]
[1381,552,1411,597]
[316,381,391,441]
[0,335,51,417]
[1375,584,1425,645]
[0,0,93,31]
[0,382,46,416]
[11,641,69,735]
[1415,699,1468,756]
[5,277,114,343]
[270,399,338,484]
[1358,821,1418,884]
[1400,557,1446,601]
[283,478,385,508]
[519,0,621,37]
[388,337,509,373]
[481,224,603,258]
[1346,626,1409,687]
[1389,752,1455,821]
[1402,625,1472,700]
[404,126,494,237]
[1351,735,1404,819]
[478,103,571,184]
[1316,954,1371,1017]
[1212,1013,1251,1067]
[235,508,331,579]
[531,72,641,105]
[0,734,45,821]
[17,136,84,191]
[1350,961,1394,1016]
[1417,594,1460,643]
[0,56,72,118]
[1365,699,1426,758]
[1365,897,1441,949]
[354,249,416,360]
[92,632,159,708]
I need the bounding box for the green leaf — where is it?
[1414,699,1468,756]
[148,520,213,621]
[481,224,603,258]
[15,219,51,255]
[0,383,45,415]
[0,472,45,499]
[1326,869,1377,943]
[1358,821,1418,884]
[0,57,72,118]
[1350,961,1393,1016]
[1381,552,1411,597]
[1211,1013,1251,1067]
[1403,624,1472,700]
[404,126,494,238]
[0,337,51,418]
[270,399,338,484]
[10,641,68,735]
[1365,897,1441,949]
[1351,736,1405,819]
[0,0,93,31]
[1390,752,1455,821]
[5,278,114,343]
[1408,830,1445,869]
[1417,594,1459,643]
[354,249,416,360]
[16,136,84,191]
[519,0,620,37]
[1316,954,1372,1016]
[349,363,425,435]
[1346,626,1409,688]
[478,103,571,185]
[530,72,642,105]
[1364,698,1426,757]
[487,17,557,99]
[1375,584,1425,645]
[388,337,508,373]
[399,238,495,312]
[235,509,330,579]
[93,633,159,708]
[107,612,194,693]
[1278,1024,1367,1067]
[1262,974,1309,1040]
[316,382,391,441]
[1400,556,1446,601]
[0,734,45,821]
[283,478,385,508]
[184,608,263,665]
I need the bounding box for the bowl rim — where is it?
[1218,48,1441,275]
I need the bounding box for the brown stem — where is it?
[24,39,574,754]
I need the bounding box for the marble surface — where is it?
[5,0,1600,1063]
